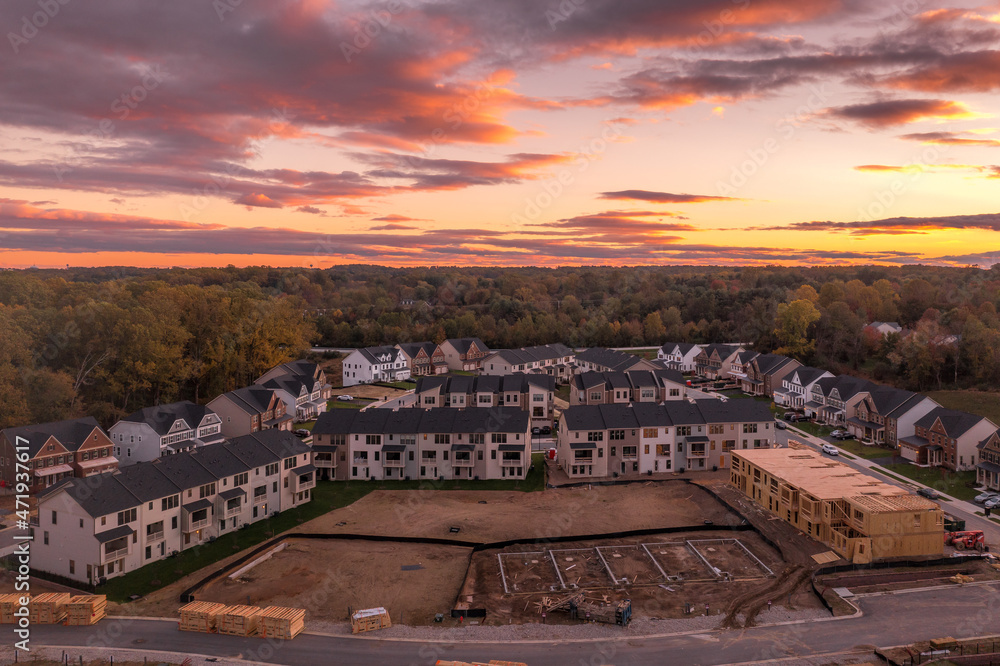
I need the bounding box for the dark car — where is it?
[775,420,788,430]
[540,426,552,435]
[917,487,938,499]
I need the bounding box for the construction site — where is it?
[116,477,840,631]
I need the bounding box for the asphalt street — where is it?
[17,582,1000,666]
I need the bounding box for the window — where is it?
[366,435,382,445]
[79,518,83,528]
[491,433,507,444]
[69,560,75,575]
[478,450,484,461]
[435,434,451,444]
[284,457,296,469]
[743,423,758,434]
[43,531,49,545]
[491,450,497,460]
[162,495,179,511]
[676,426,691,436]
[609,430,625,441]
[117,508,137,525]
[610,447,616,457]
[51,510,57,525]
[669,388,680,397]
[198,483,216,499]
[642,428,658,438]
[234,472,249,486]
[709,424,724,435]
[587,431,604,442]
[172,516,178,530]
[470,433,484,444]
[266,462,279,476]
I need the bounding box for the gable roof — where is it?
[396,341,440,359]
[188,442,252,479]
[790,366,830,386]
[915,406,990,438]
[660,342,700,356]
[752,354,797,375]
[563,398,773,431]
[487,344,573,366]
[118,401,217,436]
[316,406,528,435]
[444,338,489,355]
[214,386,279,415]
[814,375,874,401]
[698,343,743,360]
[576,347,647,373]
[3,417,105,457]
[38,474,139,518]
[110,464,180,503]
[353,345,403,364]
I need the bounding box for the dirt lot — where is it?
[461,530,804,625]
[295,481,737,543]
[338,384,411,401]
[198,539,470,626]
[0,571,76,595]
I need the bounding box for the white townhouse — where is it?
[110,401,225,466]
[657,343,703,373]
[774,366,834,410]
[33,430,314,586]
[341,346,411,386]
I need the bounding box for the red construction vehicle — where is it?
[944,530,986,551]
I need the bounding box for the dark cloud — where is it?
[754,212,1000,236]
[600,190,741,203]
[823,98,972,128]
[898,131,1000,146]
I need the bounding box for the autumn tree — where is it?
[774,299,821,359]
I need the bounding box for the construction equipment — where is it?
[945,530,986,551]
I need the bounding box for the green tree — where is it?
[774,299,821,359]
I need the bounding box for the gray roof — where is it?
[189,442,252,480]
[752,354,797,375]
[109,464,180,503]
[218,487,246,501]
[95,525,134,544]
[354,345,403,364]
[183,498,213,512]
[258,359,323,383]
[414,372,553,396]
[224,434,283,468]
[150,451,218,488]
[814,375,875,401]
[790,366,830,386]
[244,429,311,460]
[698,344,742,361]
[576,348,648,373]
[3,417,105,457]
[315,407,528,436]
[563,398,773,431]
[445,338,489,355]
[488,344,573,365]
[396,341,440,359]
[119,401,217,437]
[213,386,279,415]
[660,342,700,355]
[915,407,989,438]
[38,473,140,518]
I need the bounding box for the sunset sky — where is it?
[2,0,1000,268]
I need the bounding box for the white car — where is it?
[974,491,1000,504]
[337,394,354,401]
[821,443,839,456]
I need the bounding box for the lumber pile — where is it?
[65,595,107,626]
[259,606,306,640]
[0,594,29,624]
[178,601,227,633]
[218,604,263,637]
[351,607,392,634]
[29,593,70,625]
[949,573,974,585]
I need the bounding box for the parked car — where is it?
[531,427,542,436]
[775,419,788,430]
[293,428,311,438]
[820,443,839,456]
[830,430,852,440]
[782,411,797,421]
[985,496,1000,510]
[974,491,1000,504]
[975,491,1000,504]
[337,394,354,401]
[917,487,938,499]
[540,425,552,435]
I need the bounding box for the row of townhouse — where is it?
[480,344,576,383]
[731,353,801,397]
[411,373,555,423]
[574,347,660,374]
[557,398,776,479]
[311,407,531,481]
[33,430,316,586]
[208,386,293,438]
[569,370,690,406]
[801,373,998,472]
[0,418,119,493]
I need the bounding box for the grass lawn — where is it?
[450,370,477,376]
[379,380,416,389]
[296,420,316,431]
[833,439,897,460]
[789,420,834,438]
[100,453,545,602]
[925,390,1000,424]
[329,399,366,409]
[871,466,915,486]
[555,384,571,403]
[880,463,979,501]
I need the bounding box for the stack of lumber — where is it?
[218,604,263,637]
[65,595,107,626]
[949,573,974,585]
[0,594,28,624]
[178,601,227,633]
[351,607,391,634]
[29,593,70,624]
[259,606,306,640]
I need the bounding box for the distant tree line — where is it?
[1,263,998,428]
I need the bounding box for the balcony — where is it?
[313,455,336,468]
[102,547,128,564]
[253,492,268,505]
[145,530,164,543]
[226,504,242,518]
[573,455,594,464]
[187,517,210,532]
[688,448,707,458]
[452,457,475,467]
[292,464,317,492]
[383,458,405,468]
[352,456,369,465]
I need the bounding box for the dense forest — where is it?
[1,263,999,429]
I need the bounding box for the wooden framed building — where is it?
[730,446,944,562]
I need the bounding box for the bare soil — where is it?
[294,481,737,543]
[198,539,470,626]
[0,571,76,595]
[460,530,805,626]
